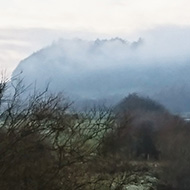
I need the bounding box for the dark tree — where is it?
[134,121,160,160]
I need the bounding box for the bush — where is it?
[0,78,116,190]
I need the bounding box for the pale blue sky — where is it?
[0,0,190,75]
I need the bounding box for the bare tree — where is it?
[0,77,124,190]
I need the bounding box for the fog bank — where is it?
[13,26,190,113]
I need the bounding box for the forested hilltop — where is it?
[0,77,190,190]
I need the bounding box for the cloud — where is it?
[140,25,190,58]
[0,27,107,75]
[1,0,190,34]
[12,26,190,112]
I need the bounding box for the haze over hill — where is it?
[12,26,190,113]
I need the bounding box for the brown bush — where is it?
[0,78,117,190]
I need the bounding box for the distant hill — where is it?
[12,37,190,113]
[115,93,167,114]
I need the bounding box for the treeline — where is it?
[0,78,190,190]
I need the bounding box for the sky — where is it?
[1,0,190,75]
